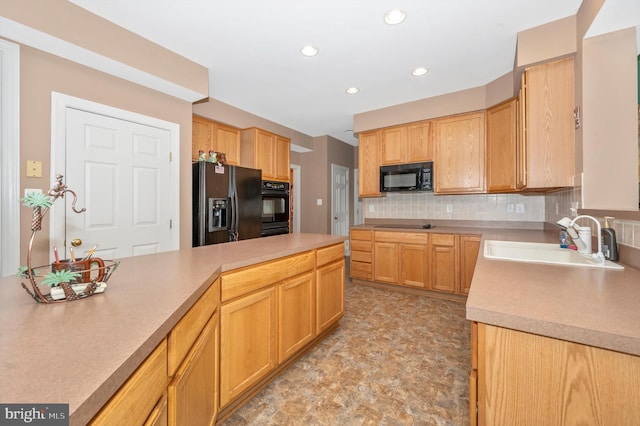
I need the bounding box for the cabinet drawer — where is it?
[351,240,371,252]
[350,261,372,279]
[432,234,455,246]
[316,243,344,267]
[350,229,372,241]
[168,278,220,376]
[351,250,372,263]
[90,339,168,425]
[222,251,315,302]
[375,231,428,244]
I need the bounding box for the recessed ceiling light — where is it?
[300,45,319,57]
[384,9,406,25]
[412,67,429,76]
[345,87,360,94]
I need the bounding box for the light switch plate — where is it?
[316,198,323,206]
[26,160,42,178]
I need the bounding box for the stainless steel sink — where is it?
[483,240,624,270]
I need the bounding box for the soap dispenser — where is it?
[601,216,618,261]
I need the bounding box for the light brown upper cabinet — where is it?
[241,127,291,181]
[519,57,575,189]
[380,120,433,165]
[486,98,518,192]
[358,130,382,197]
[434,111,486,194]
[192,115,241,165]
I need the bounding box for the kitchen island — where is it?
[0,233,346,425]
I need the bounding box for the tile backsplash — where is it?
[546,187,640,250]
[363,192,545,222]
[362,189,640,251]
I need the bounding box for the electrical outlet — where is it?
[516,203,525,214]
[507,204,514,214]
[446,204,453,213]
[368,205,374,212]
[316,198,323,206]
[555,203,559,215]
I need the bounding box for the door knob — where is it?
[70,238,82,247]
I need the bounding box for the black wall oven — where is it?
[261,180,290,236]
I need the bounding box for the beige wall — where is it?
[17,45,194,265]
[582,28,639,210]
[516,15,577,68]
[296,136,356,234]
[353,86,487,133]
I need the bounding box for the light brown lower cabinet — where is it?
[373,240,399,283]
[278,272,315,363]
[459,235,481,294]
[350,229,373,280]
[429,234,458,293]
[168,312,219,426]
[361,230,478,295]
[400,243,428,287]
[316,259,345,334]
[472,322,640,425]
[89,339,169,425]
[220,286,277,407]
[144,394,168,426]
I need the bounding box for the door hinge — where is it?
[169,219,173,229]
[169,152,172,162]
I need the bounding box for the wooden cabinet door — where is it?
[478,323,640,425]
[274,135,291,181]
[407,120,432,162]
[90,340,169,425]
[459,235,481,294]
[144,394,168,426]
[192,116,213,160]
[168,312,219,426]
[255,129,275,178]
[486,99,517,192]
[429,234,458,293]
[434,111,486,194]
[220,287,277,407]
[523,57,575,188]
[316,260,345,333]
[373,241,399,283]
[380,126,407,165]
[399,243,428,287]
[517,83,527,189]
[358,130,382,197]
[278,272,315,363]
[213,123,240,166]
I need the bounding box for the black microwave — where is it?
[380,162,433,192]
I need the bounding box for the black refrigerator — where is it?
[192,162,262,246]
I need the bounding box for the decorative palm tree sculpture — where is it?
[19,174,118,303]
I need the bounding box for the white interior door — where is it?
[331,164,349,253]
[51,94,179,262]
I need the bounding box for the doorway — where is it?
[331,163,349,254]
[50,93,180,261]
[0,38,20,276]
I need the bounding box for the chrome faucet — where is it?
[556,215,604,264]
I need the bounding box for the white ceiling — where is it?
[69,1,637,146]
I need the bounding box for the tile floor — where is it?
[221,280,471,426]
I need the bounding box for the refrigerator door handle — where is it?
[229,167,239,241]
